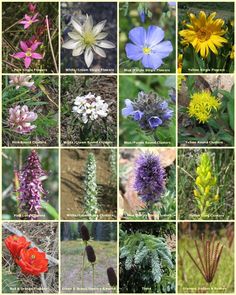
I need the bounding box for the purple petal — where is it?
[146,26,164,47]
[31,42,40,51]
[31,53,43,59]
[152,40,173,58]
[122,100,134,117]
[24,57,32,68]
[132,110,143,121]
[20,41,28,52]
[159,101,168,110]
[141,53,163,70]
[148,116,163,128]
[162,110,174,120]
[125,43,143,61]
[128,27,146,46]
[13,52,26,59]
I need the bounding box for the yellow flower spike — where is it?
[188,91,221,124]
[179,10,227,58]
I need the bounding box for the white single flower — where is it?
[62,14,116,68]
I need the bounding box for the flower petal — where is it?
[72,45,85,56]
[96,40,115,49]
[128,27,146,46]
[71,19,83,35]
[13,52,26,59]
[24,57,32,68]
[92,45,106,57]
[152,40,173,58]
[84,47,94,68]
[62,39,80,49]
[31,42,40,51]
[146,26,164,47]
[141,53,163,70]
[68,31,82,40]
[125,43,143,61]
[31,53,43,59]
[95,32,109,40]
[20,41,28,52]
[84,15,93,32]
[92,20,107,36]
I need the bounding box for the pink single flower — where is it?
[9,105,38,134]
[12,41,43,69]
[28,3,37,13]
[19,13,39,29]
[26,36,42,48]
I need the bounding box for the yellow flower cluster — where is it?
[179,11,227,58]
[194,153,219,218]
[188,91,221,123]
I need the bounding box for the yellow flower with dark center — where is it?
[188,91,221,123]
[179,11,227,58]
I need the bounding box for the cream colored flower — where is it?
[62,14,115,68]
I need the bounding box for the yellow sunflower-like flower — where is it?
[179,11,228,58]
[188,91,221,123]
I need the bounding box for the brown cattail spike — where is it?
[86,245,96,263]
[80,224,90,242]
[107,267,117,287]
[187,234,223,283]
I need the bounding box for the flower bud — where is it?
[107,267,117,287]
[85,245,96,263]
[80,224,90,242]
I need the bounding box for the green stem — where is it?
[82,241,87,288]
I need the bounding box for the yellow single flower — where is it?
[179,11,227,58]
[188,91,221,123]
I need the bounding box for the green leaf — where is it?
[41,200,59,219]
[2,269,22,293]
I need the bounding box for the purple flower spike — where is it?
[18,150,47,220]
[148,116,163,128]
[134,153,165,203]
[125,26,173,70]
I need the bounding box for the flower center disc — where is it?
[25,50,32,57]
[197,28,211,41]
[143,47,151,55]
[83,32,95,46]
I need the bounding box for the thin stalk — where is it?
[45,15,58,73]
[92,264,95,289]
[81,241,87,288]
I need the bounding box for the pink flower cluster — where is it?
[12,3,46,69]
[9,105,38,134]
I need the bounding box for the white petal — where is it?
[96,40,115,49]
[84,47,94,68]
[72,19,83,35]
[84,15,93,32]
[92,20,107,36]
[95,32,109,40]
[72,45,85,56]
[68,31,82,40]
[92,45,106,58]
[62,39,80,49]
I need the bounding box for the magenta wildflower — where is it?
[12,41,43,68]
[9,105,37,134]
[134,153,166,203]
[19,13,39,29]
[26,36,42,48]
[28,3,37,13]
[18,150,47,220]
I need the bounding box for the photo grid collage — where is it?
[0,0,235,294]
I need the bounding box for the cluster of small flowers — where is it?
[122,91,173,131]
[18,150,47,220]
[72,92,109,124]
[9,75,35,90]
[9,105,37,134]
[12,3,47,68]
[5,234,48,276]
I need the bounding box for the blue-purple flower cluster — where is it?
[134,153,165,203]
[122,91,174,131]
[18,150,47,220]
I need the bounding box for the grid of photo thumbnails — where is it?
[0,0,235,294]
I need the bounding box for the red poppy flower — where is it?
[17,247,48,276]
[5,235,31,259]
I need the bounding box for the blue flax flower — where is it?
[125,26,173,70]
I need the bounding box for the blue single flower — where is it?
[133,110,144,121]
[162,109,174,120]
[148,116,163,128]
[125,26,173,70]
[122,99,134,116]
[139,10,145,23]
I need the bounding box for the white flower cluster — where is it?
[72,92,109,124]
